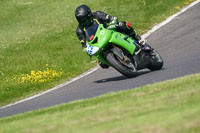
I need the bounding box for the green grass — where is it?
[0,0,194,106]
[0,73,200,133]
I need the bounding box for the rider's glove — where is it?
[107,24,117,30]
[107,16,118,30]
[138,37,146,46]
[110,16,118,25]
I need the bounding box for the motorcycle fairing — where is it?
[109,32,136,55]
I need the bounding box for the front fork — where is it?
[96,53,110,66]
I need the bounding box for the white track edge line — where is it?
[1,0,200,110]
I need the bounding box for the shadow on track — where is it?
[94,70,150,83]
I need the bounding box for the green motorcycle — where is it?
[86,24,163,78]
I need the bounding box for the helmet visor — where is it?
[79,13,92,27]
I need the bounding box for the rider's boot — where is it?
[130,33,152,52]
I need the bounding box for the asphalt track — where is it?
[0,3,200,118]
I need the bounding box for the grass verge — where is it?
[0,73,200,133]
[0,0,196,106]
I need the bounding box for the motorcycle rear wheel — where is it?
[106,52,137,78]
[148,49,163,71]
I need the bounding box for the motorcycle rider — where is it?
[75,4,147,69]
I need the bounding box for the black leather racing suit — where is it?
[76,11,140,48]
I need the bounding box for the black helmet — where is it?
[75,5,93,27]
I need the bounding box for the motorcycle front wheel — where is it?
[106,52,137,78]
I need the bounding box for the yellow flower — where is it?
[39,79,45,83]
[175,6,181,10]
[31,70,36,75]
[11,65,64,84]
[184,1,190,5]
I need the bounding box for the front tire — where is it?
[106,52,137,78]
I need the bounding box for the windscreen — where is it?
[86,25,99,41]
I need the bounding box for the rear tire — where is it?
[148,49,163,71]
[106,52,137,78]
